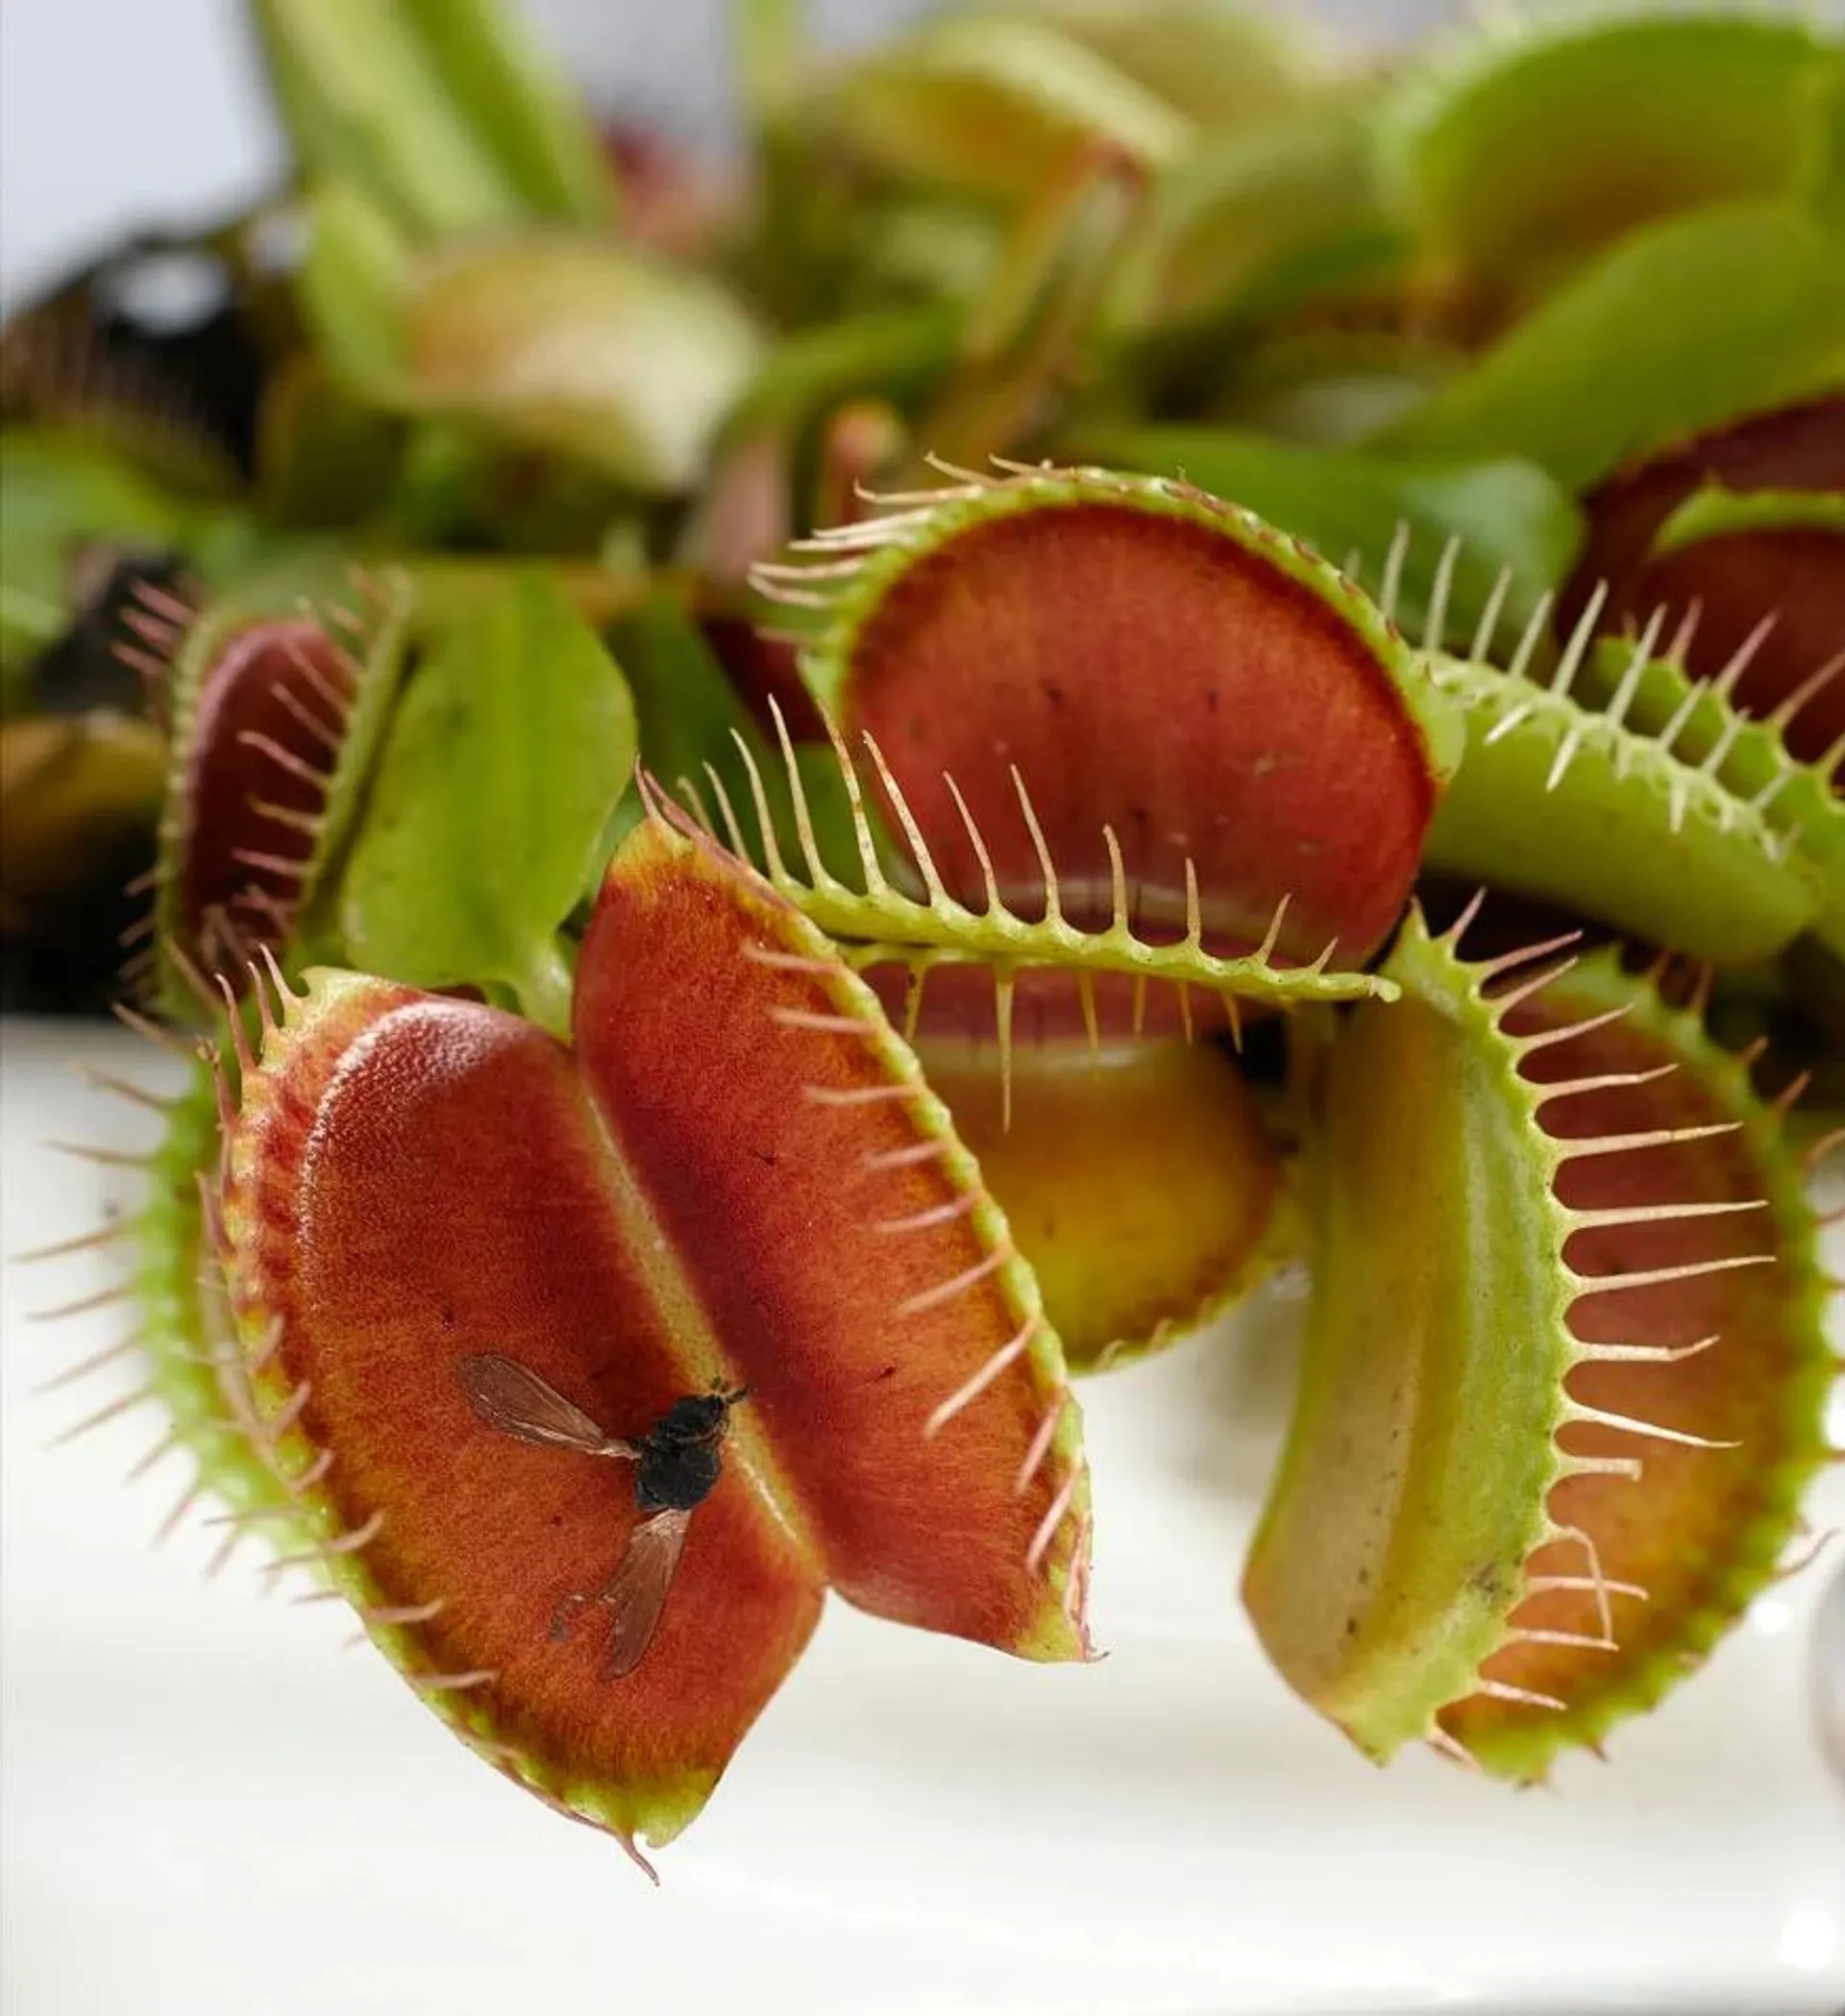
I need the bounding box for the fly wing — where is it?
[456,1353,634,1457]
[601,1507,692,1678]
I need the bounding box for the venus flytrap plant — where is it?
[1576,630,1845,957]
[1066,425,1584,653]
[203,805,1090,1873]
[918,1034,1298,1372]
[1377,201,1845,487]
[135,568,413,1013]
[1244,906,1837,1776]
[12,0,1845,1890]
[1421,595,1826,964]
[1588,487,1845,769]
[335,572,634,1033]
[766,462,1463,969]
[1378,7,1838,307]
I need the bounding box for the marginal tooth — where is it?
[1466,566,1514,664]
[1601,606,1670,727]
[1024,1464,1081,1575]
[153,1478,206,1546]
[1377,519,1411,627]
[406,1668,497,1695]
[126,1428,182,1483]
[1540,1056,1677,1104]
[750,555,872,581]
[1442,885,1491,950]
[922,452,993,487]
[1255,893,1292,966]
[1560,1119,1741,1160]
[12,1221,130,1264]
[45,1141,150,1170]
[1482,700,1536,747]
[767,696,833,890]
[1473,1677,1566,1711]
[1422,532,1463,652]
[1010,767,1064,929]
[1559,1450,1644,1482]
[1513,1001,1637,1055]
[1573,1252,1773,1295]
[924,1316,1037,1438]
[745,947,842,976]
[1103,827,1129,936]
[1575,1334,1721,1365]
[1697,704,1747,779]
[1014,1389,1070,1497]
[1767,645,1845,733]
[1505,589,1557,685]
[1489,954,1577,1017]
[1523,1573,1649,1602]
[860,729,951,908]
[49,1379,159,1444]
[262,1509,385,1576]
[1562,1401,1739,1450]
[268,679,345,754]
[248,798,325,839]
[1471,927,1581,982]
[1426,1726,1484,1772]
[1506,1626,1617,1652]
[771,1007,883,1038]
[235,730,332,793]
[747,579,837,609]
[1549,579,1610,701]
[28,1283,131,1322]
[1710,612,1777,701]
[34,1334,141,1393]
[874,1191,980,1236]
[1543,724,1585,793]
[698,761,751,859]
[1569,1199,1764,1231]
[1077,972,1101,1068]
[994,969,1016,1133]
[894,1247,1011,1320]
[943,774,1001,915]
[817,706,890,897]
[726,726,790,883]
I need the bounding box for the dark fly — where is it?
[455,1353,748,1678]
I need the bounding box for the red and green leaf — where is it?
[148,571,411,1012]
[770,465,1460,971]
[1243,907,1834,1778]
[210,807,1088,1868]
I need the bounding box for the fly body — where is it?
[456,1353,748,1677]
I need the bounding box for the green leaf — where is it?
[0,430,256,685]
[401,234,763,492]
[1650,483,1845,556]
[723,304,961,443]
[251,0,528,239]
[297,181,411,393]
[395,0,616,224]
[1061,424,1582,652]
[1803,46,1845,235]
[1377,202,1845,487]
[993,0,1328,132]
[1423,653,1821,964]
[603,595,861,883]
[1382,12,1833,289]
[1112,100,1401,338]
[339,574,636,1028]
[819,13,1191,205]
